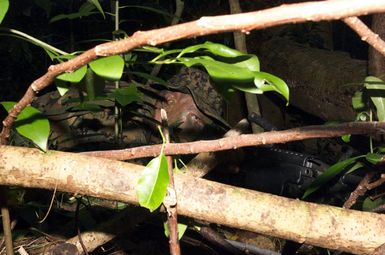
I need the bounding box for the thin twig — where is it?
[161,109,181,255]
[343,172,375,209]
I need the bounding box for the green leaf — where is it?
[89,55,125,81]
[108,85,143,107]
[136,154,170,212]
[164,222,188,240]
[362,196,385,211]
[253,72,290,103]
[0,0,9,24]
[366,153,385,165]
[56,66,87,83]
[341,135,351,143]
[177,42,260,71]
[352,91,366,111]
[177,57,289,102]
[88,0,105,18]
[178,41,244,58]
[1,102,50,151]
[302,156,365,199]
[364,76,385,121]
[55,79,70,96]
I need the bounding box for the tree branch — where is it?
[82,121,385,160]
[1,145,385,255]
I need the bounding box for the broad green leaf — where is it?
[366,153,385,165]
[88,0,105,18]
[0,0,9,24]
[364,76,385,121]
[302,156,364,199]
[164,222,188,240]
[362,196,385,211]
[129,71,168,87]
[177,57,289,102]
[1,102,50,151]
[137,154,169,212]
[89,55,125,81]
[179,57,255,83]
[176,42,260,71]
[253,72,289,103]
[56,66,87,83]
[177,41,243,58]
[233,55,260,72]
[108,85,143,107]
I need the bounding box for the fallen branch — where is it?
[3,0,385,144]
[1,145,385,255]
[82,121,385,160]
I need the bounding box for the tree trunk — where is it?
[257,37,367,121]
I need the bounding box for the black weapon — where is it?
[243,113,362,199]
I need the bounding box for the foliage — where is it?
[136,151,169,212]
[302,157,364,199]
[164,222,188,240]
[152,41,289,103]
[0,0,9,24]
[303,76,385,202]
[0,102,50,151]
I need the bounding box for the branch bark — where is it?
[82,121,385,160]
[1,145,385,255]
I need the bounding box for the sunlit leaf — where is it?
[164,222,188,240]
[302,156,364,199]
[89,55,125,81]
[364,76,385,121]
[108,85,143,107]
[0,0,9,24]
[56,66,87,83]
[1,101,50,151]
[177,57,289,102]
[137,153,169,212]
[253,72,289,103]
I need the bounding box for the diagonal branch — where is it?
[3,0,385,144]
